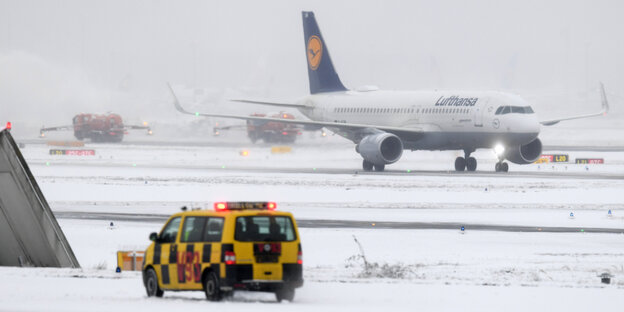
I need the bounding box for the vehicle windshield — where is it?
[235,216,296,242]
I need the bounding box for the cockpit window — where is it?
[495,106,534,115]
[511,106,524,113]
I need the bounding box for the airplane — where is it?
[170,11,609,173]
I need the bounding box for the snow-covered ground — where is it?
[2,137,624,311]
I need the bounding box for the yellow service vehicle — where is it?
[142,202,303,302]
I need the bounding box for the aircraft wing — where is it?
[230,99,310,109]
[40,125,73,135]
[124,124,152,135]
[540,82,610,126]
[168,83,422,135]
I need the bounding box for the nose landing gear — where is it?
[495,161,509,172]
[362,160,385,172]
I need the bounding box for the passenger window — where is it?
[181,217,224,242]
[181,216,206,243]
[204,218,224,242]
[160,217,182,243]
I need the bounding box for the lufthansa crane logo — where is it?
[307,36,323,70]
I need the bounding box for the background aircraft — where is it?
[171,11,608,172]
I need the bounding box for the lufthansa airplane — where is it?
[171,11,609,172]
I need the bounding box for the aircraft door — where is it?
[473,98,488,127]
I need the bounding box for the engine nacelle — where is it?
[504,138,542,164]
[356,133,404,165]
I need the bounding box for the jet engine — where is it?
[356,133,403,165]
[504,138,542,164]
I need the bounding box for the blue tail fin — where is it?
[302,11,348,94]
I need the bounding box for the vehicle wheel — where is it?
[362,160,374,171]
[495,162,501,172]
[373,164,385,172]
[203,271,223,301]
[144,268,164,297]
[501,162,509,172]
[275,287,295,302]
[466,157,477,172]
[455,157,466,171]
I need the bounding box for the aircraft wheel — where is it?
[466,157,477,171]
[501,162,509,172]
[454,157,466,171]
[373,164,385,172]
[362,160,374,171]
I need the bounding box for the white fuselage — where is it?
[296,89,540,151]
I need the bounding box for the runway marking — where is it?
[55,212,624,234]
[31,161,624,180]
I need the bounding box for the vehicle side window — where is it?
[204,218,224,242]
[181,217,206,243]
[160,217,181,243]
[501,106,511,114]
[494,106,503,115]
[524,106,534,114]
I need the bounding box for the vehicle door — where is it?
[154,216,182,290]
[235,215,297,281]
[178,216,225,289]
[177,216,205,289]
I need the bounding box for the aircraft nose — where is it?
[523,115,541,135]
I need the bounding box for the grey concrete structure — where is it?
[0,129,79,268]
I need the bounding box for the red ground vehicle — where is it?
[40,113,151,143]
[246,112,301,143]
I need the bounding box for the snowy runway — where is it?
[2,138,623,311]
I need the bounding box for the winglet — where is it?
[540,82,610,126]
[599,81,609,115]
[167,82,193,115]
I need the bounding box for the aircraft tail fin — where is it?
[302,11,347,94]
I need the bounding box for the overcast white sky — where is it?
[1,0,622,127]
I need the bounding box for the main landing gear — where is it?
[455,150,477,172]
[362,160,385,172]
